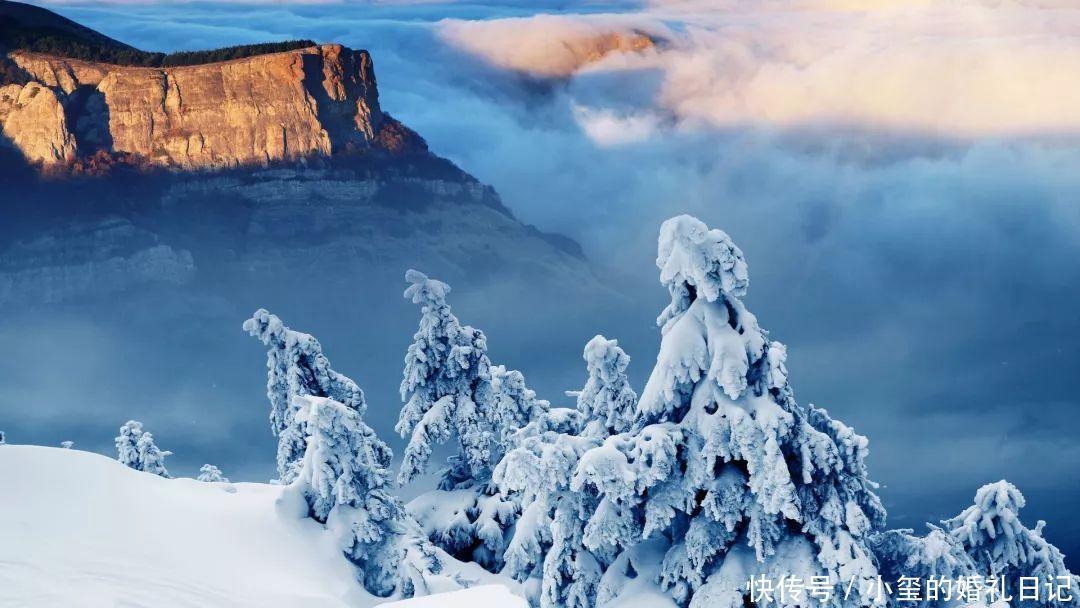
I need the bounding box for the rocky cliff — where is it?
[0,79,74,162]
[0,2,588,312]
[1,44,420,167]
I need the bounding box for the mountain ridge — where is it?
[0,0,318,68]
[2,42,428,168]
[0,0,135,57]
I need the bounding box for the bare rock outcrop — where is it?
[3,44,417,169]
[0,80,75,163]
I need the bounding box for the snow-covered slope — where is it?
[0,445,524,608]
[387,586,524,607]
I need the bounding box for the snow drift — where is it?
[0,445,524,608]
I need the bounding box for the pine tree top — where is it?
[405,269,451,306]
[946,480,1029,549]
[243,308,289,347]
[657,214,749,304]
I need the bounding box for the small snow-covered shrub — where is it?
[115,420,171,478]
[197,464,228,483]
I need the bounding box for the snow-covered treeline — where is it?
[74,214,1075,607]
[394,215,1076,608]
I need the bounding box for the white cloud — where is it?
[438,1,1080,137]
[571,103,663,146]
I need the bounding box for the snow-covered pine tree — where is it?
[496,415,604,608]
[396,269,497,486]
[494,335,638,608]
[116,421,172,477]
[197,464,229,483]
[943,480,1078,608]
[568,215,886,608]
[136,431,172,478]
[868,526,976,608]
[244,308,365,483]
[488,365,549,444]
[291,395,441,598]
[60,441,74,449]
[577,336,637,438]
[116,420,143,468]
[0,430,6,445]
[398,269,544,572]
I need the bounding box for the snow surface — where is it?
[387,586,523,607]
[0,445,525,608]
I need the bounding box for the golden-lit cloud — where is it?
[437,14,667,79]
[439,1,1080,138]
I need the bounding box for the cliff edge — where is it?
[1,43,423,168]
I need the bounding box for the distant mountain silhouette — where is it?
[0,0,315,67]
